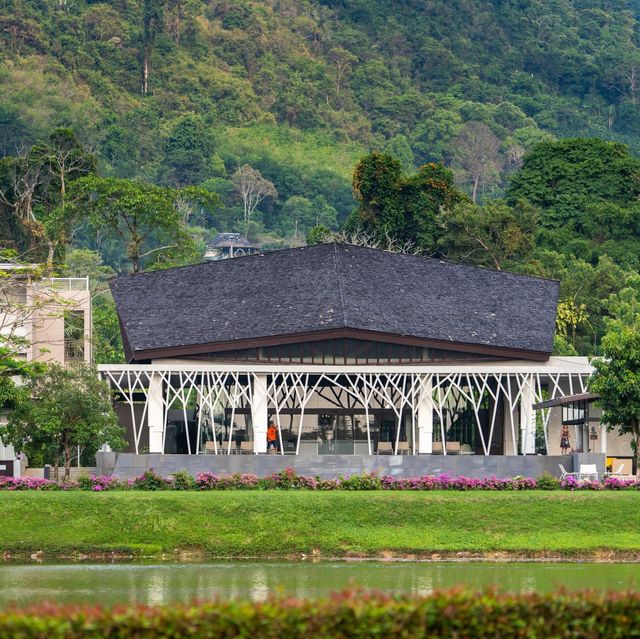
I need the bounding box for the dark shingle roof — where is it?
[110,243,559,361]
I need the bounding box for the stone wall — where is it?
[24,467,96,479]
[97,452,606,480]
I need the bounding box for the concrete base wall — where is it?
[98,452,606,481]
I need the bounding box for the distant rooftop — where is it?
[207,233,260,249]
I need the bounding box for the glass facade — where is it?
[205,338,493,365]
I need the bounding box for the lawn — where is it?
[1,491,640,559]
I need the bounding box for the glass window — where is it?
[64,311,85,361]
[207,339,498,364]
[345,339,358,363]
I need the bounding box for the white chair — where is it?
[578,464,598,482]
[605,463,625,477]
[558,464,578,480]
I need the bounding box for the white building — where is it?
[0,264,92,477]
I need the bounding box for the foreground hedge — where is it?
[2,590,640,638]
[2,467,639,492]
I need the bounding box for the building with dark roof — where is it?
[203,233,261,261]
[99,243,617,477]
[111,243,558,362]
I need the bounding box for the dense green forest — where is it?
[3,0,640,360]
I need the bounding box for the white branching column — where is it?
[148,373,165,453]
[417,375,434,454]
[252,374,268,453]
[519,374,536,455]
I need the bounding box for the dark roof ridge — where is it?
[333,243,348,328]
[331,243,559,285]
[108,244,320,281]
[109,243,336,283]
[109,242,557,288]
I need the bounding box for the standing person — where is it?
[560,424,571,454]
[267,421,278,451]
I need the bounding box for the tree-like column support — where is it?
[417,375,434,454]
[520,374,536,455]
[252,374,268,454]
[148,373,165,453]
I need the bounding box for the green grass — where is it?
[1,491,640,558]
[219,124,366,178]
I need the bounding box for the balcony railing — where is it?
[35,277,89,292]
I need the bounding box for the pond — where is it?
[0,561,638,607]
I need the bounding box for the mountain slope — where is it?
[2,0,640,235]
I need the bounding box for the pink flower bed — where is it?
[1,468,638,492]
[0,476,58,490]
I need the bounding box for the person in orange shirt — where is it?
[267,421,278,451]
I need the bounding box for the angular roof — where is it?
[207,233,259,249]
[110,243,559,362]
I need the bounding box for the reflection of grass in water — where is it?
[1,491,640,558]
[0,562,639,609]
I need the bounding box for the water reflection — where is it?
[0,561,637,607]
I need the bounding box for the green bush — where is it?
[2,590,640,637]
[132,469,170,491]
[338,472,382,490]
[171,470,195,491]
[536,472,562,490]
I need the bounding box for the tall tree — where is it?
[438,200,538,270]
[0,129,95,270]
[452,122,503,203]
[141,0,165,96]
[73,177,218,273]
[1,363,125,480]
[590,328,640,473]
[161,115,213,186]
[352,152,466,250]
[506,138,640,227]
[232,164,278,236]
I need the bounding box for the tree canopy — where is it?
[1,363,125,480]
[351,153,466,249]
[73,176,219,273]
[590,327,640,472]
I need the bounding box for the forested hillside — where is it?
[3,0,640,238]
[3,0,640,360]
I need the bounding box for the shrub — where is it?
[0,476,58,491]
[77,475,121,491]
[195,472,259,490]
[338,472,382,490]
[132,469,170,491]
[171,470,195,491]
[536,472,561,490]
[4,468,640,492]
[2,590,640,637]
[262,467,319,489]
[561,475,580,490]
[604,476,639,490]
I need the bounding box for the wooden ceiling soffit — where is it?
[129,327,551,363]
